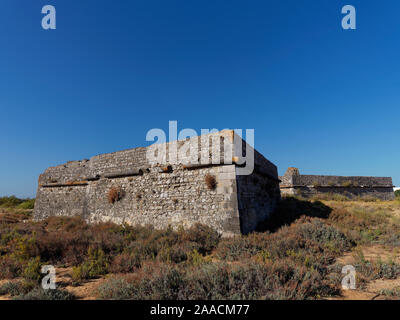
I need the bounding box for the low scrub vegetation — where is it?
[15,287,76,300]
[0,196,35,210]
[0,195,399,300]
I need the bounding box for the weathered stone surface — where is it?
[34,131,280,236]
[279,168,395,200]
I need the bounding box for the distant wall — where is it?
[279,168,395,200]
[292,175,393,188]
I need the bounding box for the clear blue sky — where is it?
[1,0,399,198]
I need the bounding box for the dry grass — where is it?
[205,174,217,190]
[107,187,123,204]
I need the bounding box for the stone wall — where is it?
[279,168,395,200]
[34,131,280,236]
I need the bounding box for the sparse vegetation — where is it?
[0,281,34,297]
[0,194,400,300]
[15,287,76,300]
[71,248,109,283]
[0,196,35,210]
[108,187,124,204]
[17,199,35,210]
[379,286,400,299]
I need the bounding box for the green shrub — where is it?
[17,199,35,210]
[395,190,400,199]
[217,217,353,263]
[0,256,21,279]
[352,254,400,285]
[72,248,109,283]
[379,286,400,299]
[186,249,208,266]
[110,253,141,273]
[0,196,24,208]
[150,268,186,299]
[0,281,33,296]
[97,260,338,300]
[22,257,42,282]
[297,219,353,251]
[157,246,188,264]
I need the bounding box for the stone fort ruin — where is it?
[34,130,281,236]
[279,167,395,200]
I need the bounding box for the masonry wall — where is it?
[281,186,395,200]
[34,131,280,236]
[279,168,395,201]
[292,175,393,188]
[235,143,281,234]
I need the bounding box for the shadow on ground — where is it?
[256,197,333,233]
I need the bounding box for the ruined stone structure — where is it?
[34,131,281,236]
[279,167,395,200]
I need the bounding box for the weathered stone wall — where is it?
[34,131,280,236]
[279,168,395,200]
[235,143,281,234]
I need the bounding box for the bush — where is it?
[0,281,34,297]
[72,248,109,283]
[297,219,352,252]
[395,190,400,199]
[217,217,353,263]
[0,196,24,208]
[327,204,399,246]
[0,256,21,279]
[355,259,400,281]
[157,246,188,264]
[110,253,141,273]
[204,175,217,190]
[17,199,35,210]
[379,286,400,299]
[97,261,338,300]
[150,268,186,299]
[22,257,42,282]
[185,224,220,254]
[15,287,76,300]
[108,187,124,204]
[96,277,136,300]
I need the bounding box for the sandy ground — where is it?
[331,245,400,300]
[55,267,106,300]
